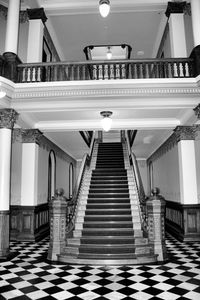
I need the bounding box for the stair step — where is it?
[88,194,130,198]
[87,199,131,204]
[85,209,132,215]
[81,228,135,236]
[89,189,129,193]
[86,204,131,209]
[83,221,133,228]
[84,215,133,221]
[79,245,151,254]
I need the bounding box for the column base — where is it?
[3,52,21,82]
[0,211,10,259]
[190,45,200,77]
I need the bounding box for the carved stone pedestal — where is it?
[0,211,10,258]
[47,189,67,261]
[146,188,167,261]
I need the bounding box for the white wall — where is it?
[11,140,22,205]
[151,144,180,202]
[137,159,148,195]
[195,134,200,203]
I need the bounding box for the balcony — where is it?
[15,58,194,83]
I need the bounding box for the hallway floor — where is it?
[0,235,200,300]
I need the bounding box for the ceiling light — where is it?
[100,111,113,132]
[0,90,6,98]
[106,47,112,59]
[99,0,110,18]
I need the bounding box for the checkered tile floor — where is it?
[0,234,200,299]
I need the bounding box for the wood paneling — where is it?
[10,204,49,241]
[165,200,200,241]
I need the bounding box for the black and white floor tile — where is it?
[0,234,200,299]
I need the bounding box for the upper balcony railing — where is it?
[16,57,194,83]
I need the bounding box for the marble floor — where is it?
[0,234,200,299]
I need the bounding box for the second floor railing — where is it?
[17,57,194,83]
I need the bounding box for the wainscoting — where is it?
[165,200,200,242]
[10,203,49,242]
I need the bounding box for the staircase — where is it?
[59,142,157,265]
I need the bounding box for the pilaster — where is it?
[0,108,18,259]
[21,129,43,206]
[27,8,47,63]
[165,2,187,57]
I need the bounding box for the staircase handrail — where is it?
[67,137,96,234]
[125,133,147,231]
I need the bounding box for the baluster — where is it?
[176,62,181,77]
[113,63,117,79]
[142,63,146,78]
[96,65,99,80]
[102,64,105,80]
[147,62,151,78]
[131,63,135,79]
[171,62,175,77]
[136,63,140,78]
[182,62,186,77]
[107,63,111,79]
[119,63,123,79]
[24,67,28,82]
[53,65,58,81]
[164,61,168,78]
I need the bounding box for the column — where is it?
[165,2,187,57]
[21,129,43,206]
[190,0,200,76]
[27,8,47,62]
[191,0,200,47]
[174,126,198,205]
[4,0,20,54]
[0,109,18,258]
[3,0,21,82]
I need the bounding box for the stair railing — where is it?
[125,132,147,232]
[66,135,96,236]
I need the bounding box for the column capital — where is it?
[21,129,43,144]
[27,8,47,24]
[165,1,187,18]
[194,103,200,118]
[174,125,196,142]
[0,109,18,129]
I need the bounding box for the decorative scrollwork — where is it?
[0,109,18,129]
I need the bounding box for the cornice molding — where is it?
[13,86,200,100]
[147,125,196,163]
[0,108,18,129]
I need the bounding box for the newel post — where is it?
[47,188,67,261]
[146,188,167,261]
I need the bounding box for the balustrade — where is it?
[17,58,194,83]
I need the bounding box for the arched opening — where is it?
[69,163,74,199]
[48,150,56,201]
[149,161,154,194]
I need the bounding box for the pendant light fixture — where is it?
[0,90,6,98]
[106,46,112,59]
[99,0,110,18]
[100,111,113,132]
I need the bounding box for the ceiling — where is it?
[1,0,198,161]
